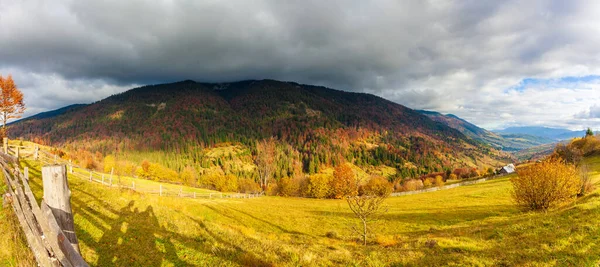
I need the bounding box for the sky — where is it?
[1,0,600,130]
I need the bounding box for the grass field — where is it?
[2,157,600,266]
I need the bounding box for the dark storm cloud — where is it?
[1,0,600,129]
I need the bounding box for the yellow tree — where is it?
[255,137,276,190]
[0,75,25,136]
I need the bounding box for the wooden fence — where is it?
[5,139,262,200]
[1,148,88,266]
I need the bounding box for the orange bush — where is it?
[330,164,358,199]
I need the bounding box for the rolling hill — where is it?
[8,80,508,182]
[418,110,555,151]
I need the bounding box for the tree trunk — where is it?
[362,218,367,246]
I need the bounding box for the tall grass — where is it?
[0,174,36,266]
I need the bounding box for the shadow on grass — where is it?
[21,160,274,266]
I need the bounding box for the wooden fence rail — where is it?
[1,145,88,267]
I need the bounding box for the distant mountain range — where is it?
[418,110,556,152]
[494,126,587,140]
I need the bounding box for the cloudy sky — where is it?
[1,0,600,130]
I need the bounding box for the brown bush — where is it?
[238,178,261,193]
[511,160,581,211]
[330,164,358,199]
[402,179,423,191]
[360,176,392,197]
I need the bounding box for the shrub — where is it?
[330,164,358,199]
[238,178,261,193]
[360,176,392,197]
[277,177,300,197]
[434,175,445,187]
[325,231,339,239]
[402,179,423,191]
[376,235,398,247]
[449,173,458,180]
[180,166,198,187]
[423,178,433,187]
[511,160,581,211]
[305,173,332,198]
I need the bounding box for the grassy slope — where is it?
[13,157,600,266]
[0,176,36,266]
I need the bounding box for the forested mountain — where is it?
[9,80,508,182]
[419,110,556,151]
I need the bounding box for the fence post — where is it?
[24,167,29,182]
[102,174,105,185]
[34,144,39,160]
[109,176,112,187]
[179,187,182,197]
[16,146,20,159]
[193,192,196,199]
[54,154,58,164]
[42,165,81,253]
[3,137,7,154]
[69,160,73,174]
[210,193,212,199]
[159,185,162,196]
[89,171,93,182]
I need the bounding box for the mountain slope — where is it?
[418,110,555,151]
[9,80,507,179]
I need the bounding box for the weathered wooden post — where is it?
[3,137,7,154]
[16,146,20,159]
[179,187,182,197]
[42,165,80,253]
[24,167,29,182]
[89,171,93,182]
[102,174,105,185]
[193,192,196,199]
[69,160,73,174]
[34,144,39,160]
[132,181,135,190]
[54,154,58,164]
[209,193,212,199]
[159,185,162,196]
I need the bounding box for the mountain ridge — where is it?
[8,79,508,180]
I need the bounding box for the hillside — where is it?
[3,154,600,266]
[418,110,555,151]
[8,80,508,183]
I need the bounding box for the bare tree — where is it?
[255,137,276,190]
[346,194,389,245]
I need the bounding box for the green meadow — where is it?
[2,157,600,266]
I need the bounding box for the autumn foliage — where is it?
[331,164,358,199]
[0,75,25,136]
[511,160,581,211]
